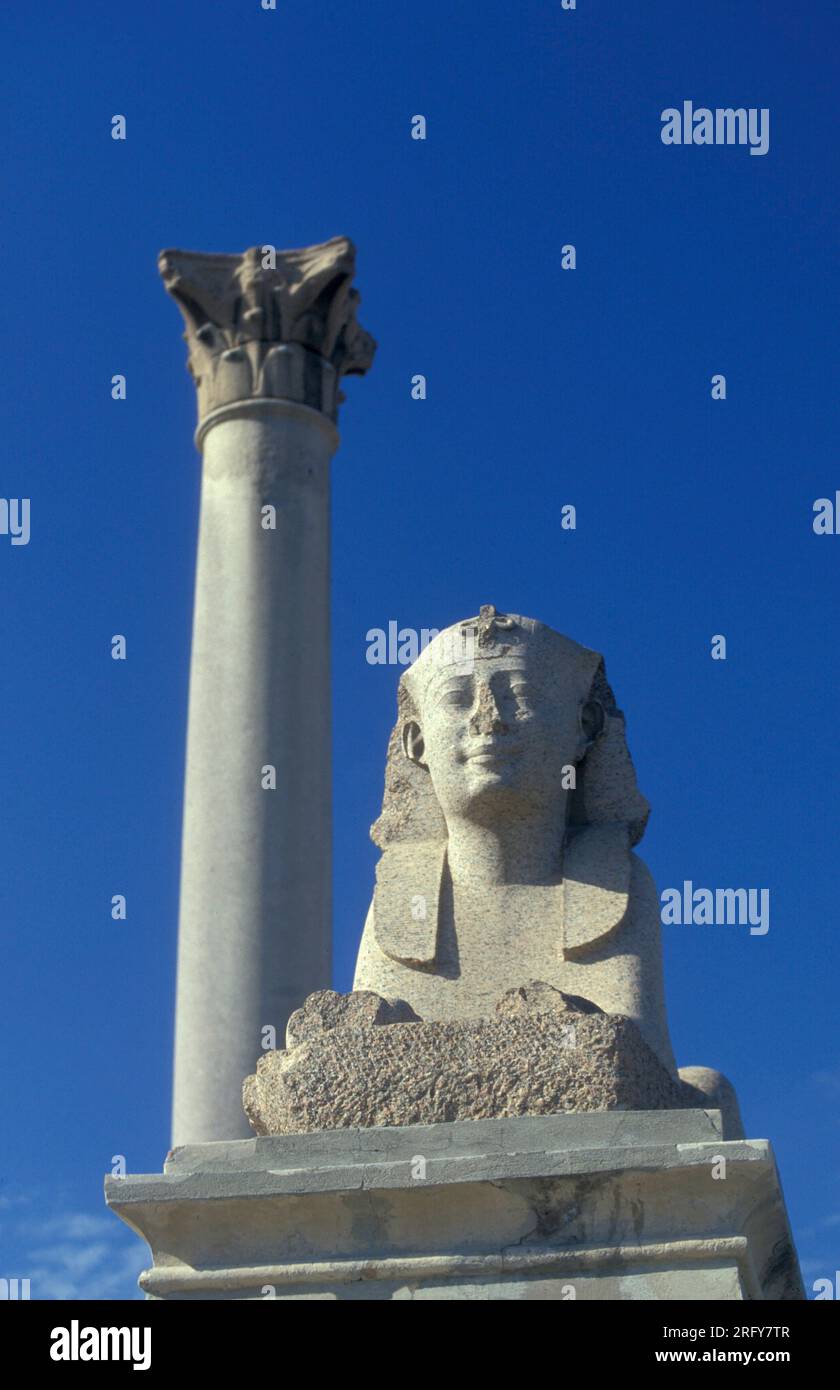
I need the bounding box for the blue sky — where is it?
[1,0,838,1298]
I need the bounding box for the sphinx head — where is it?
[400,607,603,825]
[372,607,650,848]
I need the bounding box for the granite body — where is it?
[350,606,740,1130]
[354,610,670,1067]
[166,239,374,1145]
[243,985,698,1136]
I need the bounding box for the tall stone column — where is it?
[161,238,375,1146]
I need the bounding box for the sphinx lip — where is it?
[464,743,521,763]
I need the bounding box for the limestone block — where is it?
[104,1111,804,1301]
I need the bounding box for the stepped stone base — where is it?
[105,1109,803,1301]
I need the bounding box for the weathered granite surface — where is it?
[243,984,700,1135]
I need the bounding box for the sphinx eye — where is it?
[440,686,472,707]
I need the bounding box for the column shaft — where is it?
[172,404,336,1145]
[160,238,374,1146]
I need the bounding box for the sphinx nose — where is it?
[469,683,509,735]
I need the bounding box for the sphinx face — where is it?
[406,654,587,825]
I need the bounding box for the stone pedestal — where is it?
[160,240,374,1146]
[105,1110,803,1300]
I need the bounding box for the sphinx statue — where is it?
[355,606,676,1062]
[245,606,743,1136]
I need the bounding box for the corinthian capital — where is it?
[159,237,376,424]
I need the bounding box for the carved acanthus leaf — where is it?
[159,237,376,421]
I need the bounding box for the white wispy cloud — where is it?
[5,1207,147,1300]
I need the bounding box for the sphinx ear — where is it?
[579,698,605,751]
[402,720,427,768]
